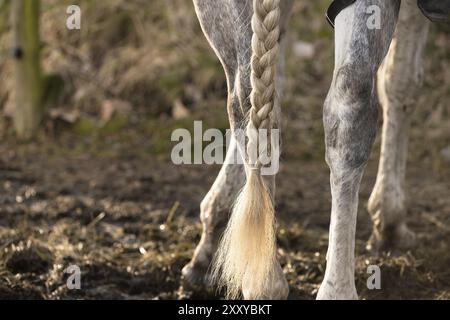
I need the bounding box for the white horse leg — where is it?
[367,0,430,254]
[183,0,292,298]
[317,0,400,299]
[181,0,248,292]
[182,137,244,289]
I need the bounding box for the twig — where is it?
[422,212,450,232]
[87,212,106,228]
[166,201,179,226]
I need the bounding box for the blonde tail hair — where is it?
[212,0,281,299]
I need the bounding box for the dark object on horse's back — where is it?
[326,0,356,27]
[418,0,450,22]
[326,0,450,28]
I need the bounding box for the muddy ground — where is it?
[0,113,449,300]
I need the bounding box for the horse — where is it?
[180,0,444,299]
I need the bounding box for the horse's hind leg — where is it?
[182,137,244,290]
[181,0,250,294]
[367,0,430,254]
[182,0,292,298]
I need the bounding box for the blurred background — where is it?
[0,0,448,299]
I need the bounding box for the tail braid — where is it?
[248,0,281,169]
[211,0,282,299]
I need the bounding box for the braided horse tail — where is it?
[212,0,281,299]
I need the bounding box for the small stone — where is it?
[293,41,315,59]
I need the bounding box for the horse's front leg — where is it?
[317,0,401,300]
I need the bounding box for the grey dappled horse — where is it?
[181,0,445,299]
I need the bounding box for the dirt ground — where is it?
[0,0,449,300]
[0,115,449,300]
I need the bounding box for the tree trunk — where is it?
[11,0,44,140]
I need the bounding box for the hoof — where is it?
[366,223,417,256]
[242,262,289,300]
[316,280,358,300]
[181,261,211,292]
